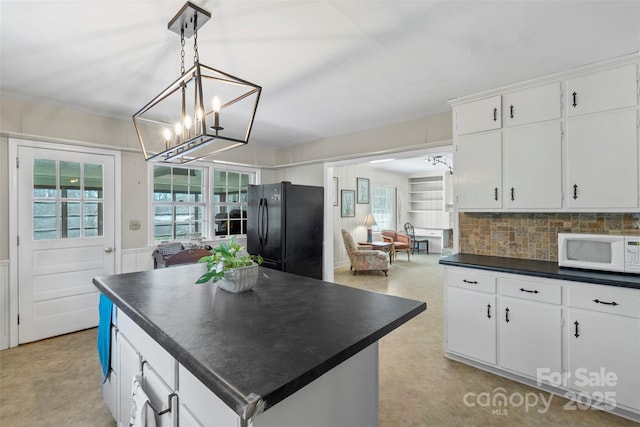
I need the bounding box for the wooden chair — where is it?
[404,223,429,254]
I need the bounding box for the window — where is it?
[33,159,104,240]
[150,164,256,242]
[212,170,251,237]
[371,185,394,231]
[152,165,206,241]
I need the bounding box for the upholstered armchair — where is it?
[381,230,411,261]
[341,229,389,276]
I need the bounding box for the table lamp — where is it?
[364,213,377,243]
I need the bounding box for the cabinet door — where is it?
[118,333,140,427]
[503,122,562,209]
[446,287,496,364]
[567,64,638,117]
[566,109,638,208]
[455,131,502,209]
[454,95,502,135]
[498,297,562,379]
[567,309,640,411]
[502,82,561,127]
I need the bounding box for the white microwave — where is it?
[558,233,640,274]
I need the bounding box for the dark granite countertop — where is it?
[440,253,640,290]
[93,265,425,420]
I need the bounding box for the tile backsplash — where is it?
[459,213,640,262]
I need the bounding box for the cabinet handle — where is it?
[510,187,515,201]
[572,91,577,107]
[574,320,580,338]
[494,187,499,201]
[463,279,478,284]
[505,307,510,323]
[573,184,578,200]
[519,287,539,294]
[487,304,491,318]
[509,105,514,119]
[493,108,497,122]
[593,299,619,306]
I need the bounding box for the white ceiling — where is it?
[1,1,639,151]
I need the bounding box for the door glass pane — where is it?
[33,159,57,198]
[84,202,103,237]
[84,163,103,199]
[60,162,81,199]
[61,201,81,238]
[33,202,57,240]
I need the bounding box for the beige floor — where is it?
[0,254,636,426]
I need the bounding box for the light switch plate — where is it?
[129,219,141,231]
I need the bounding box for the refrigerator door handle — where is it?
[257,198,264,246]
[263,197,269,245]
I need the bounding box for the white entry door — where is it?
[17,145,116,344]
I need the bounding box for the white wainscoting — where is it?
[0,260,9,350]
[121,247,155,273]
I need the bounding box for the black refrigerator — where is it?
[247,182,324,280]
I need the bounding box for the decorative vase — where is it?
[216,264,259,293]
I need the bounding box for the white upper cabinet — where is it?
[566,109,638,209]
[502,82,562,127]
[454,95,502,135]
[503,121,562,209]
[451,54,640,212]
[567,64,638,117]
[455,131,502,209]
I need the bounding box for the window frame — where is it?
[148,162,258,244]
[371,184,395,232]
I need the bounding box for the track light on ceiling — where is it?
[133,2,262,164]
[425,155,453,174]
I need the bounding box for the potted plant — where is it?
[195,237,264,293]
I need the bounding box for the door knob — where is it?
[104,247,114,253]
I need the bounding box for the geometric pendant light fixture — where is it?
[133,2,262,164]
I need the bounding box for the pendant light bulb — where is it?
[184,115,193,129]
[212,96,221,113]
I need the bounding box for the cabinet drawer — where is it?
[568,285,640,318]
[118,310,177,389]
[499,278,561,305]
[422,229,442,238]
[446,268,496,293]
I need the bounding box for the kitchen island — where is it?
[93,263,425,426]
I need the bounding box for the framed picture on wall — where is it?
[357,177,370,204]
[333,177,339,206]
[341,190,355,217]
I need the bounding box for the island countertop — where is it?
[93,264,426,420]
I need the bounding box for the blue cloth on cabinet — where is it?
[98,293,114,383]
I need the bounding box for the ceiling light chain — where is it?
[180,27,186,75]
[193,14,199,64]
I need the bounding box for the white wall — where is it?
[333,165,410,268]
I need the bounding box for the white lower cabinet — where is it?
[446,287,496,364]
[498,278,562,380]
[444,266,640,421]
[109,309,178,427]
[567,284,640,411]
